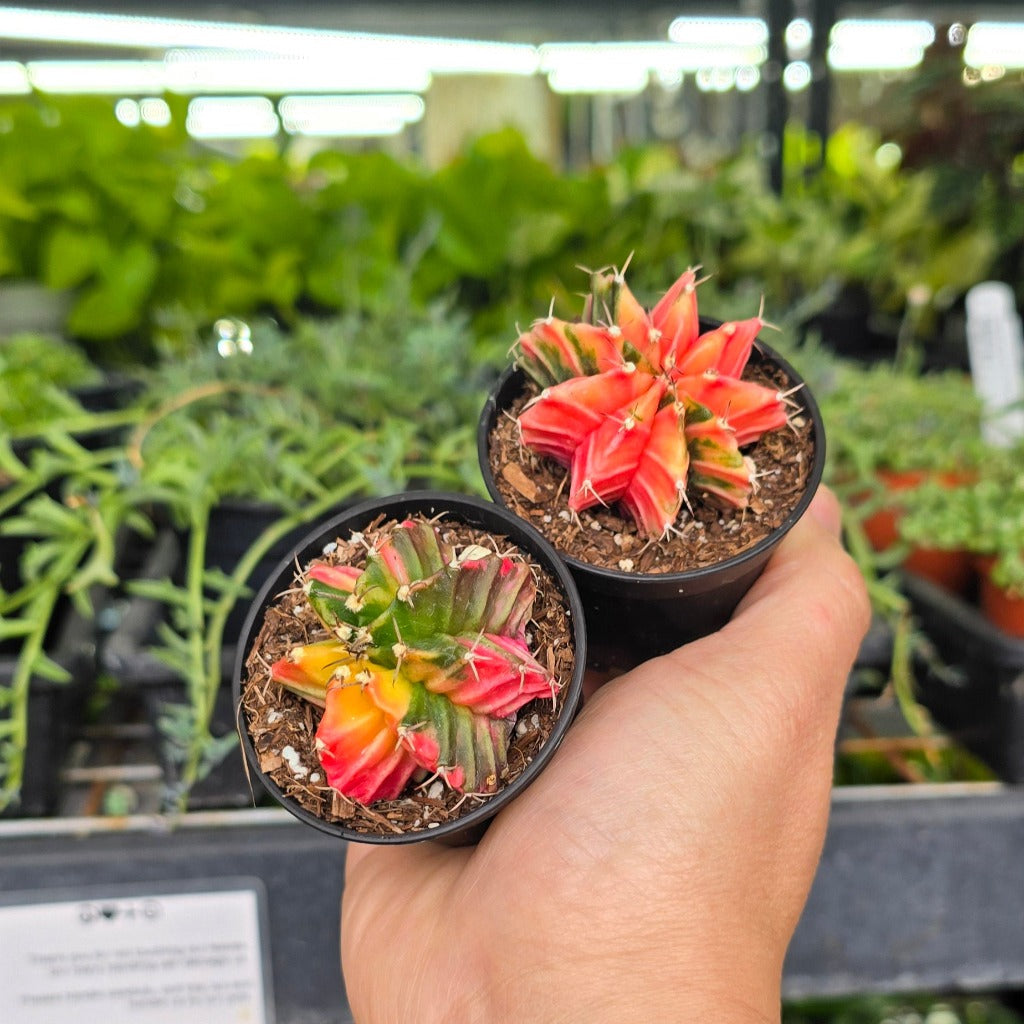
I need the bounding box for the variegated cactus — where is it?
[514,262,794,538]
[271,519,557,804]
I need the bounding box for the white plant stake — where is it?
[966,281,1024,448]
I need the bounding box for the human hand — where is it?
[341,486,871,1024]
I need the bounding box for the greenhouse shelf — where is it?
[1,784,1023,1019]
[785,783,1024,999]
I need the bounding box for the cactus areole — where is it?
[479,260,825,669]
[235,493,584,844]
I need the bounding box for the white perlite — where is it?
[280,745,309,778]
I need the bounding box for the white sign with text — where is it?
[0,884,271,1024]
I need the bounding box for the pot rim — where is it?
[232,490,587,845]
[477,337,826,585]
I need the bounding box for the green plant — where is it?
[876,39,1024,298]
[784,994,1024,1024]
[0,96,188,359]
[0,430,150,810]
[124,391,376,807]
[812,354,991,760]
[416,130,606,321]
[269,518,556,802]
[120,300,495,807]
[303,147,431,315]
[726,121,1010,345]
[166,151,317,332]
[0,329,155,811]
[820,362,986,498]
[0,291,500,811]
[513,259,790,536]
[0,332,103,434]
[900,447,1024,593]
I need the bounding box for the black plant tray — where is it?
[101,499,332,811]
[0,606,94,818]
[902,571,1024,784]
[845,613,896,697]
[204,498,313,645]
[99,530,264,811]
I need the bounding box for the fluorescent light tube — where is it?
[0,61,30,94]
[278,93,424,136]
[830,19,935,50]
[185,96,279,139]
[164,50,431,94]
[965,22,1024,69]
[668,17,768,47]
[27,59,166,93]
[0,6,537,75]
[540,41,766,80]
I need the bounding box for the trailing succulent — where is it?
[514,261,796,538]
[270,519,557,804]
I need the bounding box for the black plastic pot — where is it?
[99,530,260,810]
[205,499,317,645]
[233,491,587,846]
[478,340,826,672]
[100,500,361,810]
[804,283,899,364]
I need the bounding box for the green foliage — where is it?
[815,351,1024,593]
[0,332,102,433]
[784,995,1024,1024]
[0,293,497,809]
[117,300,493,806]
[304,148,432,313]
[416,129,605,316]
[0,432,150,810]
[167,153,316,328]
[0,96,188,357]
[138,299,490,504]
[900,447,1024,591]
[727,122,1013,340]
[819,363,986,485]
[4,98,1017,372]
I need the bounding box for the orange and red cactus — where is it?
[270,520,557,804]
[515,261,793,537]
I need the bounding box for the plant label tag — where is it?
[0,881,273,1024]
[965,281,1024,448]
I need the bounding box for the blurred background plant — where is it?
[1,84,1022,805]
[784,994,1024,1024]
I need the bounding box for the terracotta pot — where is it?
[903,547,975,595]
[234,491,587,845]
[859,469,928,551]
[860,468,974,594]
[975,556,1024,638]
[478,339,826,672]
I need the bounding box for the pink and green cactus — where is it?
[270,519,557,805]
[514,262,794,538]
